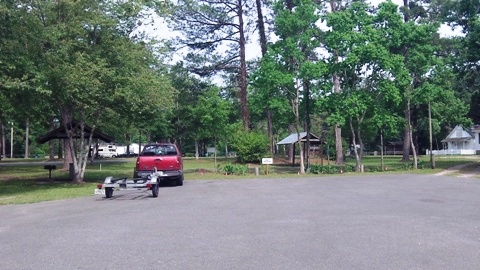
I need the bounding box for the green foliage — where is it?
[222,163,248,176]
[230,128,269,163]
[400,159,426,170]
[309,164,355,174]
[222,163,235,175]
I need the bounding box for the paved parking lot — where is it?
[1,174,480,270]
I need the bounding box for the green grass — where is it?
[0,155,479,205]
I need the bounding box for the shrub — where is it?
[309,164,339,174]
[223,163,236,175]
[417,160,424,169]
[222,163,248,175]
[367,166,381,172]
[401,162,411,170]
[340,164,355,173]
[230,128,269,163]
[235,164,248,175]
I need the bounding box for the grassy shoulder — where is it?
[0,155,479,205]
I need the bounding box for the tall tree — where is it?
[254,0,276,154]
[397,0,441,162]
[165,0,254,130]
[325,0,349,165]
[17,0,174,182]
[439,0,480,124]
[323,1,406,171]
[255,0,326,173]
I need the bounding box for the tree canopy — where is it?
[0,0,476,176]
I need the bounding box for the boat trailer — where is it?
[94,170,165,198]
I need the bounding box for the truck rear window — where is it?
[141,145,177,156]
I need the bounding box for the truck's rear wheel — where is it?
[152,183,159,197]
[176,175,184,186]
[105,187,114,198]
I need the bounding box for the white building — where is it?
[427,125,480,155]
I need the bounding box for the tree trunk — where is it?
[428,102,435,169]
[408,98,418,169]
[402,103,411,161]
[305,81,311,170]
[61,110,73,171]
[195,140,199,160]
[267,110,274,155]
[357,112,365,159]
[380,129,384,171]
[329,1,345,165]
[293,80,305,174]
[49,119,55,160]
[24,118,29,159]
[238,0,250,130]
[332,59,344,164]
[401,0,411,162]
[335,124,344,165]
[349,118,361,172]
[288,124,294,163]
[1,123,5,158]
[255,0,267,56]
[403,0,410,22]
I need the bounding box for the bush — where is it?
[310,164,355,174]
[223,163,236,175]
[367,166,381,172]
[341,164,355,173]
[310,164,339,174]
[230,128,269,163]
[222,163,248,175]
[401,160,425,170]
[417,160,424,169]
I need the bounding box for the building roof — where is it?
[441,125,474,143]
[36,121,114,144]
[388,141,403,146]
[277,132,322,145]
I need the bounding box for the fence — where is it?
[425,149,476,156]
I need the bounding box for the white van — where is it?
[95,145,117,158]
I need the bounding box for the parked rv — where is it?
[94,145,117,158]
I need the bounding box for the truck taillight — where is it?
[97,184,103,189]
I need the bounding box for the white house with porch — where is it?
[427,125,480,155]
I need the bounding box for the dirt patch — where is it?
[195,168,212,174]
[435,163,480,178]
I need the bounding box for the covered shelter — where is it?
[36,121,114,180]
[386,141,403,155]
[277,132,323,165]
[36,121,114,144]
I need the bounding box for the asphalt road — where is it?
[1,174,480,270]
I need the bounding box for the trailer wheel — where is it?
[152,183,159,197]
[105,187,114,198]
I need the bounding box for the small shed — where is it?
[277,132,322,165]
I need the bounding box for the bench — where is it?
[44,165,57,179]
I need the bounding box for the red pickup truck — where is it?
[134,143,184,186]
